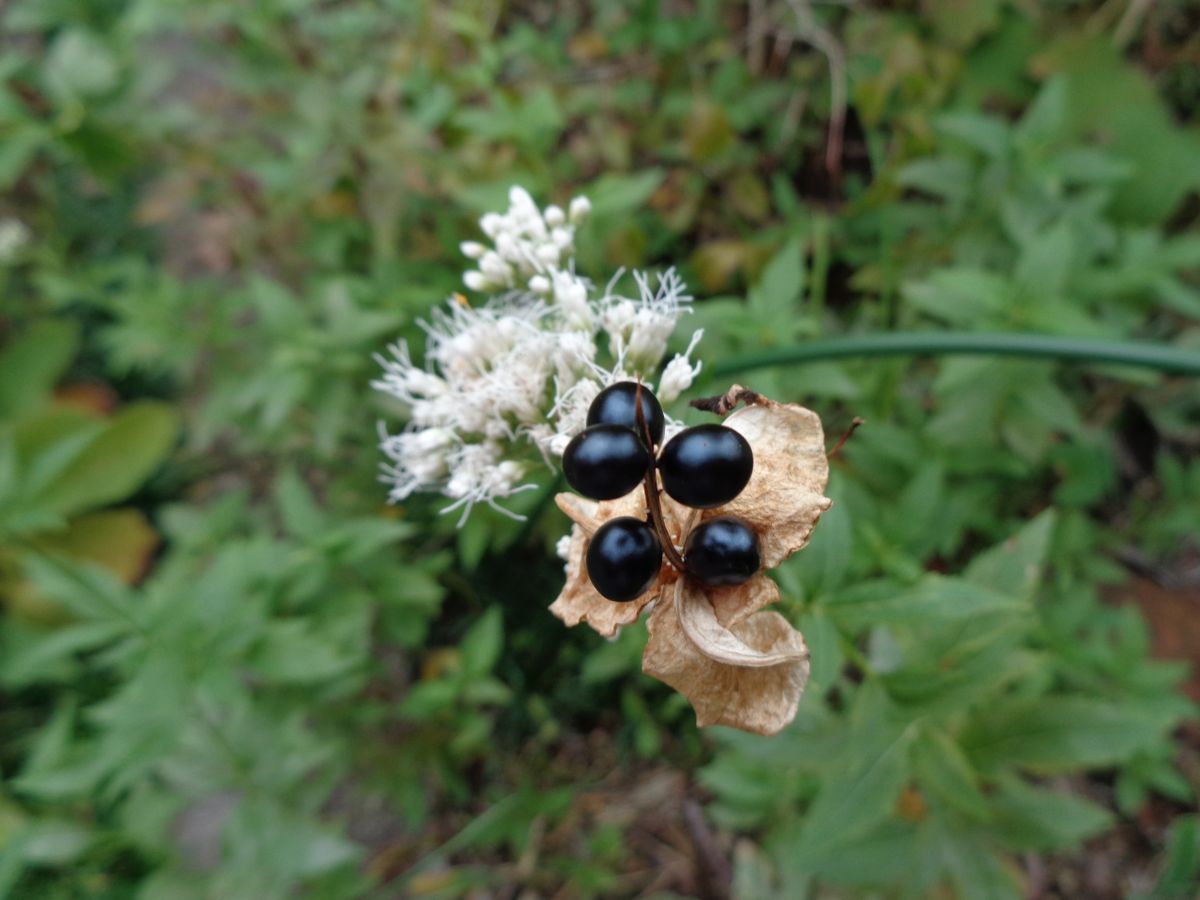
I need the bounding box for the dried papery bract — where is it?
[714,391,832,568]
[549,490,695,638]
[642,581,811,736]
[549,386,835,736]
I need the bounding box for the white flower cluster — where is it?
[373,186,704,524]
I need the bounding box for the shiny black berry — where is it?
[684,516,760,587]
[562,424,649,500]
[587,381,665,447]
[586,517,662,601]
[658,424,753,509]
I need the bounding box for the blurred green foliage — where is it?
[1,0,1199,897]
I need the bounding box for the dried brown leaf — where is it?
[642,581,811,736]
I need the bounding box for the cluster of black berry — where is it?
[562,382,760,602]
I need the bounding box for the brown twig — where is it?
[827,416,864,458]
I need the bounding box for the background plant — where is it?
[1,0,1198,898]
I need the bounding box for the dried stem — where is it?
[828,416,864,458]
[785,0,847,179]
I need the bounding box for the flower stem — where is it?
[711,332,1200,377]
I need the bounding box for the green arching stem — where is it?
[711,332,1200,377]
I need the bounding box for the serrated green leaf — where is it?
[937,821,1025,900]
[826,575,1027,630]
[251,620,359,685]
[962,696,1174,774]
[785,685,913,868]
[988,774,1113,851]
[964,510,1055,599]
[912,727,991,822]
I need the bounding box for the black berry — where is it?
[684,516,760,587]
[658,424,753,509]
[587,381,665,447]
[586,517,662,601]
[563,424,649,500]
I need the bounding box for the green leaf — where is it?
[31,401,179,517]
[936,111,1011,158]
[807,820,922,889]
[894,157,973,205]
[911,727,991,822]
[826,575,1028,630]
[751,238,804,313]
[274,467,324,539]
[964,510,1056,600]
[251,621,359,685]
[1015,222,1073,301]
[936,821,1025,900]
[783,684,913,868]
[454,788,573,854]
[19,552,141,628]
[988,774,1113,851]
[796,611,842,693]
[1136,814,1200,900]
[584,169,665,218]
[902,268,1011,326]
[0,619,125,686]
[922,0,1001,48]
[460,607,503,677]
[962,696,1174,774]
[0,320,80,421]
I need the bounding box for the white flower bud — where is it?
[568,196,591,223]
[509,185,536,211]
[463,270,489,291]
[658,356,699,404]
[529,275,551,294]
[494,232,520,262]
[460,241,486,259]
[480,251,512,283]
[479,213,503,238]
[536,243,561,265]
[543,205,565,227]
